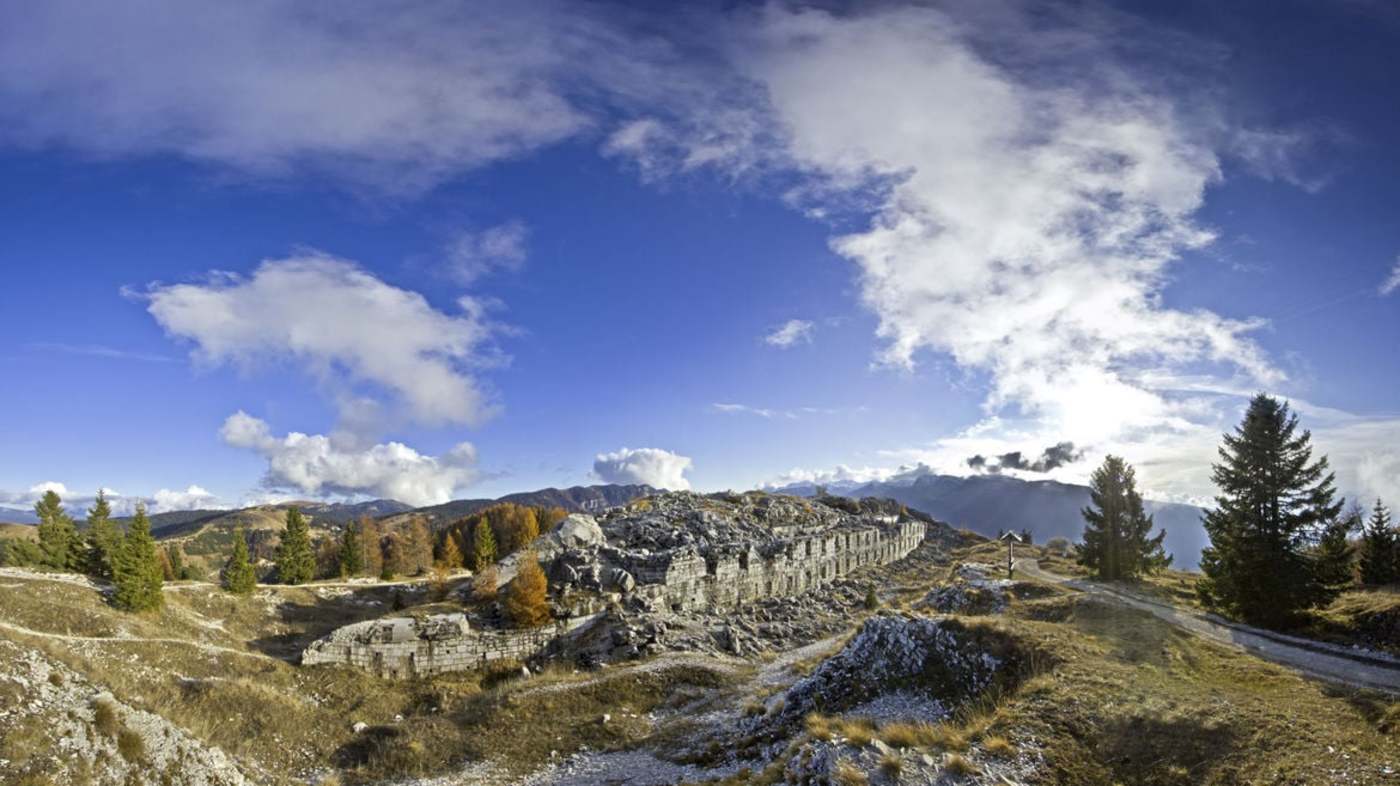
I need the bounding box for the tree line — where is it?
[219,502,560,628]
[1075,393,1396,627]
[0,490,167,612]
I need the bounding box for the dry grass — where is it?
[981,735,1015,757]
[878,751,903,777]
[116,728,145,762]
[91,697,119,737]
[831,760,869,786]
[835,717,876,747]
[943,752,978,776]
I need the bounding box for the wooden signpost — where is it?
[1000,530,1021,578]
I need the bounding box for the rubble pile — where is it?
[756,614,1007,734]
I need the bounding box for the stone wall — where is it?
[301,612,601,679]
[629,518,926,613]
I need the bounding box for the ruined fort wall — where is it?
[632,519,926,613]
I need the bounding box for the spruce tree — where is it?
[1197,394,1342,626]
[1312,514,1356,600]
[472,518,497,570]
[112,504,164,612]
[1077,455,1170,580]
[275,507,315,585]
[163,545,187,581]
[35,489,82,571]
[85,490,120,579]
[338,522,364,577]
[223,526,257,595]
[1359,499,1398,586]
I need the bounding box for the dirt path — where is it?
[1017,558,1400,694]
[0,619,286,662]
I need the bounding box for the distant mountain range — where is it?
[773,471,1208,569]
[380,484,656,528]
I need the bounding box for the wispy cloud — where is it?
[764,319,814,348]
[712,402,850,420]
[443,221,528,285]
[27,342,174,363]
[1380,256,1400,296]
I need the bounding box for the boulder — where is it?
[555,514,605,549]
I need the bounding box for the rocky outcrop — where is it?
[758,614,1005,733]
[301,612,601,678]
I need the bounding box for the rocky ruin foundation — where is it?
[301,492,929,678]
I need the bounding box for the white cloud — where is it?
[150,485,222,513]
[1380,256,1400,296]
[0,0,629,192]
[0,483,229,518]
[610,4,1298,494]
[145,254,500,428]
[221,411,477,507]
[592,447,692,490]
[444,221,529,285]
[764,319,815,348]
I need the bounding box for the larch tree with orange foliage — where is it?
[504,552,551,628]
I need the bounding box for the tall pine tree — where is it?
[1077,455,1171,580]
[35,489,82,572]
[471,517,497,570]
[1359,499,1397,586]
[223,526,257,595]
[112,504,164,612]
[338,522,364,577]
[85,490,120,579]
[1197,394,1342,625]
[275,507,315,585]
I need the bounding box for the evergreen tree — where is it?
[1197,394,1343,626]
[1359,499,1398,586]
[223,526,257,595]
[275,507,315,585]
[1077,455,1171,581]
[380,533,402,580]
[85,490,120,579]
[471,518,497,570]
[166,545,187,581]
[35,489,82,571]
[338,522,364,577]
[504,552,551,628]
[1312,514,1356,601]
[439,531,463,570]
[111,504,164,612]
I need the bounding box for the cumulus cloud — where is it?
[603,4,1313,497]
[592,447,692,490]
[144,254,500,428]
[1381,256,1400,296]
[444,221,529,285]
[151,485,222,513]
[221,411,478,506]
[764,319,815,348]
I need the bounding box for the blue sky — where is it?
[1,0,1397,515]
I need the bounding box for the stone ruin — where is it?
[301,492,929,678]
